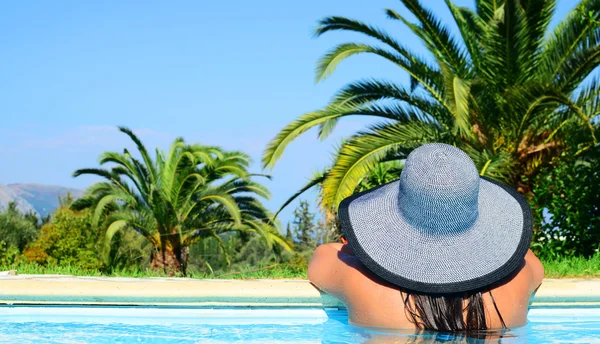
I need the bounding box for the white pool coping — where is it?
[0,275,598,307]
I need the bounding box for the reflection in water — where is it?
[323,311,518,344]
[362,330,514,344]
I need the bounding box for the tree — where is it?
[314,217,339,246]
[292,201,316,249]
[285,223,293,242]
[263,0,600,214]
[72,127,291,275]
[0,202,39,265]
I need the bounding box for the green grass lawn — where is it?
[2,253,599,279]
[0,262,307,279]
[541,253,600,278]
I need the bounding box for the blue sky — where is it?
[0,0,577,225]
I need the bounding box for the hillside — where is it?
[0,184,84,217]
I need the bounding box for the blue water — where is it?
[0,307,599,343]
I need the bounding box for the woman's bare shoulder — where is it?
[307,244,363,297]
[492,250,544,295]
[524,249,544,292]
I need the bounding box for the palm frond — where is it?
[476,0,504,23]
[576,77,600,118]
[192,189,242,225]
[102,219,130,263]
[70,196,94,211]
[554,44,600,93]
[315,42,446,106]
[329,79,452,129]
[315,43,396,81]
[480,0,530,88]
[72,167,115,180]
[540,0,600,84]
[314,16,419,70]
[317,118,340,141]
[262,103,404,170]
[356,160,404,193]
[97,151,146,193]
[219,179,271,199]
[322,121,443,209]
[520,0,556,75]
[445,1,486,71]
[461,146,516,183]
[272,171,328,220]
[245,219,293,252]
[92,194,121,228]
[387,0,468,75]
[454,76,472,137]
[510,84,597,146]
[440,64,473,136]
[209,229,231,266]
[117,127,157,183]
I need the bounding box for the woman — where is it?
[308,143,544,332]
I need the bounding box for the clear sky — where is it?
[0,0,577,225]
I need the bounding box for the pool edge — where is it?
[0,276,598,308]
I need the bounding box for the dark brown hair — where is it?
[401,289,507,333]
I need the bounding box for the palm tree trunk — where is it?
[150,235,190,276]
[151,248,181,276]
[151,234,189,276]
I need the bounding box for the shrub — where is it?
[0,240,21,266]
[530,149,600,259]
[24,207,102,270]
[0,202,39,264]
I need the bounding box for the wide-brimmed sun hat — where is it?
[339,143,532,294]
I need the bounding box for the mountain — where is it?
[0,184,84,217]
[0,185,37,214]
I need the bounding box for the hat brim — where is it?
[339,177,532,294]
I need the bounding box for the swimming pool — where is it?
[0,306,598,343]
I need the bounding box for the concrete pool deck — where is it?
[0,275,598,308]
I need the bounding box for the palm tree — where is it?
[263,0,600,214]
[355,161,404,193]
[73,127,291,275]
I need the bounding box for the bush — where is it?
[530,149,600,259]
[0,240,21,266]
[0,202,39,264]
[23,207,102,270]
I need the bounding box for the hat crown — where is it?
[398,143,480,233]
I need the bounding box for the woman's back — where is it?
[310,144,544,332]
[308,243,544,330]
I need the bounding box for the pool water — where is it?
[0,307,598,343]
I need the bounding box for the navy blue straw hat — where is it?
[339,143,532,294]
